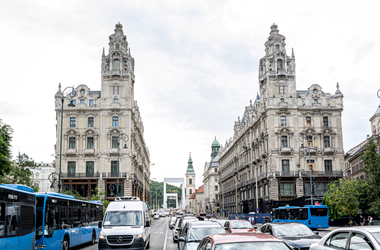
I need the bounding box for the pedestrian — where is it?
[368,216,373,226]
[265,216,269,224]
[360,215,365,226]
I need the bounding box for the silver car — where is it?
[310,227,380,250]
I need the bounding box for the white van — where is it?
[98,197,151,250]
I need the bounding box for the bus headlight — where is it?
[99,234,106,239]
[134,233,143,238]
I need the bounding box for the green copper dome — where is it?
[212,138,220,147]
[211,137,220,161]
[186,153,195,174]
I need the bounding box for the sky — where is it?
[1,0,380,188]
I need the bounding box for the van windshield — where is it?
[104,211,142,226]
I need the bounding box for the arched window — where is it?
[276,44,280,51]
[114,59,120,69]
[277,59,283,70]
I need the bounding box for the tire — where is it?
[91,231,96,245]
[146,240,150,249]
[63,236,69,250]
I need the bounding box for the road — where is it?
[74,217,332,250]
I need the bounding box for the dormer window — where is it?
[114,59,120,69]
[116,44,120,50]
[80,89,85,94]
[313,89,317,93]
[314,99,318,103]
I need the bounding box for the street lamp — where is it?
[299,132,316,205]
[117,133,129,197]
[58,84,76,193]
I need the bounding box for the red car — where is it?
[223,219,256,233]
[196,233,294,250]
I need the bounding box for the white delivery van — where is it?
[98,197,151,250]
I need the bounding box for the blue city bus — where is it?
[0,184,36,250]
[35,192,103,250]
[272,205,329,229]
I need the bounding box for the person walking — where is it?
[368,216,373,226]
[360,215,365,226]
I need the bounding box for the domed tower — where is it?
[185,152,196,206]
[211,137,220,161]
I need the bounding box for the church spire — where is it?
[186,152,195,174]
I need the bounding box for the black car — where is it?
[261,222,321,250]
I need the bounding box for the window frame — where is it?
[112,117,119,127]
[87,137,94,149]
[281,136,288,147]
[88,117,94,128]
[70,117,76,128]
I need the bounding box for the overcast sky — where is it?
[1,0,380,188]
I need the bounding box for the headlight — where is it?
[99,234,106,239]
[135,233,143,238]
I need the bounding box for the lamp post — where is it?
[58,84,76,193]
[117,133,129,197]
[299,132,315,205]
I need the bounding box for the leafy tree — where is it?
[361,136,380,216]
[323,179,360,220]
[91,186,110,212]
[0,152,38,191]
[0,121,13,176]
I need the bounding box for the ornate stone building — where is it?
[203,138,220,215]
[218,24,344,214]
[54,23,151,201]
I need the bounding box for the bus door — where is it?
[43,199,62,250]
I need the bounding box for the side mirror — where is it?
[254,227,257,229]
[315,231,319,235]
[145,220,150,227]
[178,237,185,242]
[98,221,102,228]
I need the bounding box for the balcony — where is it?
[280,147,292,154]
[275,171,298,177]
[323,147,336,155]
[66,149,77,155]
[61,173,100,178]
[301,170,343,178]
[84,149,95,155]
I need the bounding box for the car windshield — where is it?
[104,211,142,226]
[188,227,226,242]
[230,221,253,229]
[371,232,380,244]
[273,224,314,237]
[215,241,291,250]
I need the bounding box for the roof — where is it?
[189,193,195,199]
[196,185,204,193]
[187,221,222,228]
[206,233,282,244]
[89,91,101,98]
[212,138,220,147]
[374,104,380,115]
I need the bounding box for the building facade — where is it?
[28,162,55,192]
[218,24,344,214]
[54,23,151,201]
[203,138,220,215]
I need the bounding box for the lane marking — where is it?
[163,218,168,250]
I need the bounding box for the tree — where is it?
[361,136,380,216]
[0,152,38,191]
[0,121,13,176]
[323,179,360,220]
[91,187,110,212]
[62,190,85,200]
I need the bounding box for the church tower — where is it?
[211,137,220,161]
[258,23,296,106]
[185,153,196,206]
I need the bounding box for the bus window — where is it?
[45,200,59,237]
[0,203,5,237]
[301,208,308,219]
[36,197,44,239]
[310,208,328,216]
[279,210,287,219]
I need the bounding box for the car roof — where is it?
[265,222,308,226]
[207,233,283,244]
[330,227,380,233]
[187,221,222,228]
[228,219,250,222]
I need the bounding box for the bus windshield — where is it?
[310,208,328,216]
[104,211,142,226]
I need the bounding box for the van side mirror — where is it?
[98,221,102,228]
[145,220,150,227]
[315,231,319,235]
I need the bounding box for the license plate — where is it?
[318,225,321,227]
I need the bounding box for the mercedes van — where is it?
[98,197,151,250]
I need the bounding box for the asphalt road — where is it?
[73,217,332,250]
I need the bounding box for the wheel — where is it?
[91,231,96,245]
[146,240,150,249]
[63,236,69,250]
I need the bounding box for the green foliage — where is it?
[0,152,38,191]
[0,121,13,177]
[62,190,85,200]
[323,179,360,220]
[150,180,182,210]
[361,136,380,216]
[91,187,110,213]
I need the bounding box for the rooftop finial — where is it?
[292,48,295,58]
[335,82,342,95]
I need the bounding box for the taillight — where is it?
[308,220,311,225]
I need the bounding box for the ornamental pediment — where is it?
[320,128,336,135]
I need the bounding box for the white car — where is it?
[310,227,380,250]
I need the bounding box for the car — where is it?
[153,212,160,219]
[196,232,295,250]
[178,221,226,250]
[223,219,256,233]
[169,216,177,229]
[173,216,184,242]
[211,219,227,227]
[310,226,380,250]
[261,222,321,249]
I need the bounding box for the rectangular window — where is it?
[323,117,329,127]
[280,98,284,102]
[281,136,288,147]
[114,99,118,103]
[282,160,290,172]
[89,100,93,107]
[87,137,94,149]
[189,179,192,185]
[281,116,286,126]
[69,137,76,149]
[189,189,192,195]
[111,161,118,173]
[314,99,318,103]
[88,117,94,127]
[307,160,315,171]
[68,161,76,174]
[86,161,94,174]
[215,185,218,191]
[325,160,332,172]
[306,117,312,127]
[70,117,76,127]
[80,100,84,103]
[112,137,118,148]
[279,183,294,196]
[324,136,330,147]
[305,136,315,147]
[112,117,118,127]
